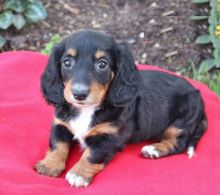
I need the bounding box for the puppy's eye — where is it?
[62,58,74,69]
[96,59,108,71]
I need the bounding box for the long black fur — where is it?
[41,41,65,105]
[41,30,207,166]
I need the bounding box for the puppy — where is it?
[35,30,207,188]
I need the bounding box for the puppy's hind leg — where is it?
[142,91,207,159]
[141,126,184,159]
[141,115,207,159]
[186,115,207,158]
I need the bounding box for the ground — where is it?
[1,0,209,71]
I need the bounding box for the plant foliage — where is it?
[191,0,220,71]
[0,0,47,49]
[187,0,220,96]
[187,62,220,96]
[41,34,62,55]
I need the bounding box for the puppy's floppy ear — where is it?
[41,41,65,105]
[107,43,140,105]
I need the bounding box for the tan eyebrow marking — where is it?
[95,50,105,59]
[67,48,77,57]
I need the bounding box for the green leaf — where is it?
[41,34,62,55]
[209,24,216,40]
[0,35,6,48]
[195,35,211,44]
[215,58,220,67]
[0,11,13,30]
[213,40,220,49]
[25,1,47,23]
[190,16,209,20]
[12,14,26,30]
[199,59,215,73]
[27,0,36,3]
[4,0,25,13]
[208,15,217,25]
[214,49,220,59]
[214,50,220,67]
[192,0,210,4]
[210,0,218,8]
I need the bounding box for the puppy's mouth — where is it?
[72,99,99,108]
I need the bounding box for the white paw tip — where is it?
[65,172,89,188]
[187,146,196,159]
[141,145,160,158]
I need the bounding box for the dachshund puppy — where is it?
[35,30,207,188]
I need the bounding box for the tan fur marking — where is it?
[64,80,73,104]
[153,140,177,154]
[87,123,118,137]
[163,126,182,139]
[67,48,77,57]
[69,149,104,180]
[35,142,69,177]
[53,117,70,129]
[111,71,115,81]
[95,50,105,59]
[89,81,109,105]
[153,126,182,156]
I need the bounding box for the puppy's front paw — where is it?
[65,171,90,188]
[35,159,65,177]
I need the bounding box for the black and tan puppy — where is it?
[35,30,207,188]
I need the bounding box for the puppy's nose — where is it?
[72,83,89,101]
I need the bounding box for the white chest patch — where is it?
[69,107,95,149]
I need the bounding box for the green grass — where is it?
[208,72,220,96]
[186,62,220,96]
[41,34,62,55]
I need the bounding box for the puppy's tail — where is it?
[187,112,207,158]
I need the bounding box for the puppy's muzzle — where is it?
[72,83,90,101]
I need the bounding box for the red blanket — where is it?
[0,51,220,194]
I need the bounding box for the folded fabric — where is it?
[0,51,220,195]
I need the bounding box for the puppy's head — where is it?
[41,30,140,108]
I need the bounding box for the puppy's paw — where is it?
[35,159,65,177]
[141,145,160,159]
[65,171,90,188]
